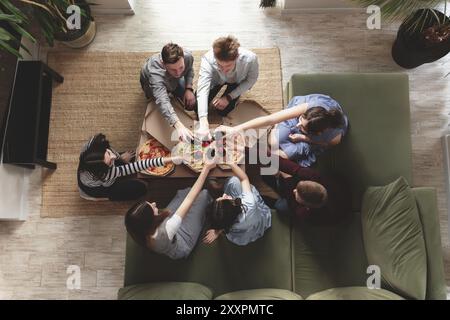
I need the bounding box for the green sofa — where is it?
[118,73,447,300]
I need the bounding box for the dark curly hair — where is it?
[208,197,244,232]
[303,107,344,135]
[161,43,184,64]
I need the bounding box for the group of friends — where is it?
[77,36,351,259]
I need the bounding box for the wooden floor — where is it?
[1,0,450,299]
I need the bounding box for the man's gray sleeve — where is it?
[151,80,180,126]
[185,53,194,87]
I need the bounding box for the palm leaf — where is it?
[0,13,22,23]
[1,27,32,56]
[0,0,28,22]
[0,27,13,41]
[9,18,35,42]
[0,38,23,58]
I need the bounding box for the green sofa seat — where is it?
[120,73,446,300]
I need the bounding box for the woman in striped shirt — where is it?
[78,133,181,201]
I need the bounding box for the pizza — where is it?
[174,139,214,173]
[218,133,245,169]
[173,134,245,172]
[137,138,175,176]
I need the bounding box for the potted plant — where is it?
[25,0,96,48]
[259,0,277,8]
[351,0,450,68]
[0,0,96,58]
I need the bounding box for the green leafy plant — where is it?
[0,0,36,58]
[0,0,90,58]
[259,0,276,8]
[351,0,449,33]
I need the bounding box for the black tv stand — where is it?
[2,60,63,169]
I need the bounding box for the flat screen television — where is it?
[0,23,20,159]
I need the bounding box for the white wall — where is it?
[283,0,359,10]
[91,0,136,15]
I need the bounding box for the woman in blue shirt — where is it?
[203,163,272,246]
[215,94,348,167]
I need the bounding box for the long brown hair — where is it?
[124,202,171,247]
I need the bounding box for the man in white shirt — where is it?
[196,36,259,138]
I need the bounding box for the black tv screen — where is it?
[0,23,19,158]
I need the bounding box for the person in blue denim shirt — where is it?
[203,164,271,246]
[276,94,348,167]
[215,94,348,167]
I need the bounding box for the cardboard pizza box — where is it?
[142,98,196,149]
[222,99,271,148]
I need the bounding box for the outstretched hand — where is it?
[203,143,218,170]
[120,150,135,163]
[214,125,237,137]
[178,126,195,143]
[203,229,222,244]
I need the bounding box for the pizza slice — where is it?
[137,138,175,176]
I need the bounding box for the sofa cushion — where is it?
[118,282,213,300]
[306,287,404,300]
[215,289,303,300]
[361,177,427,300]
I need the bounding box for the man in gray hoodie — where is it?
[140,43,196,142]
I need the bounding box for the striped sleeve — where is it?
[104,157,166,182]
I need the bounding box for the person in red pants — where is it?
[262,156,351,225]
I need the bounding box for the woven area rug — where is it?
[42,48,283,218]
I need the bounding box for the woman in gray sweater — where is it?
[124,158,216,259]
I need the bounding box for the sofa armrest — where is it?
[411,187,447,300]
